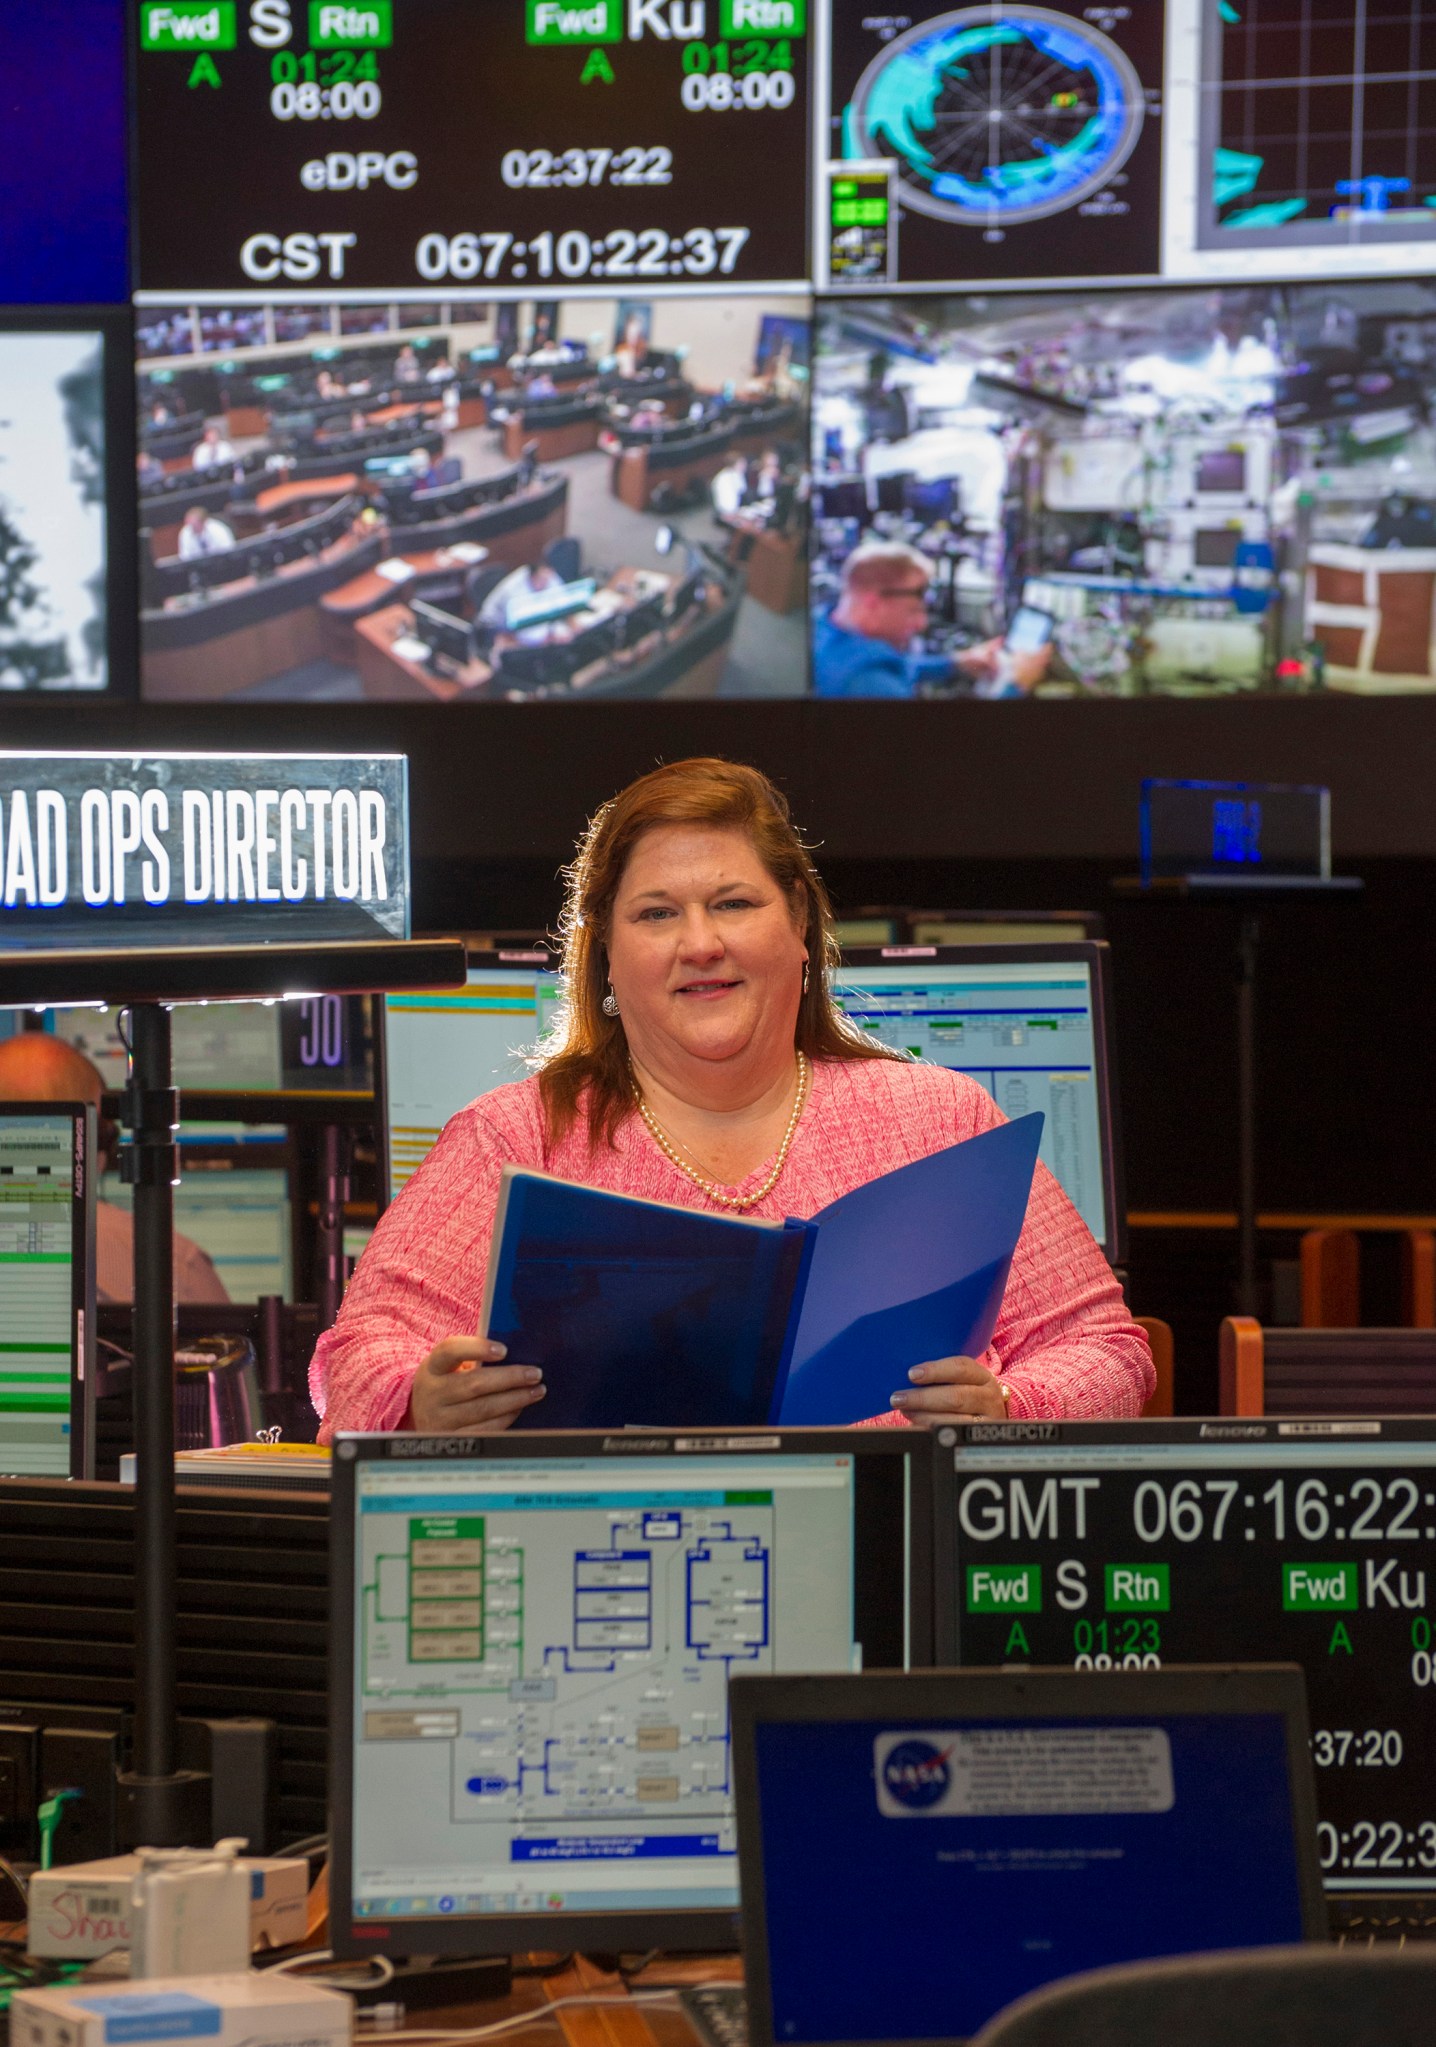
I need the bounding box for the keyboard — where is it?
[1329,1894,1436,1943]
[681,1984,750,2047]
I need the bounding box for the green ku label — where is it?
[1283,1562,1357,1610]
[1105,1563,1170,1612]
[310,2,393,44]
[140,2,236,49]
[526,0,622,42]
[967,1563,1041,1613]
[719,0,806,32]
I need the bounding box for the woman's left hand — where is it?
[890,1355,1009,1423]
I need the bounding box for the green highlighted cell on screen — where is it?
[140,2,236,49]
[719,0,806,33]
[1283,1562,1358,1610]
[526,0,622,43]
[1105,1563,1169,1611]
[309,2,392,45]
[967,1563,1041,1613]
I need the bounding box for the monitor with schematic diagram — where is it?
[0,1105,93,1478]
[328,1427,933,1958]
[809,277,1436,696]
[832,943,1123,1262]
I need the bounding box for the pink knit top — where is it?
[311,1056,1152,1438]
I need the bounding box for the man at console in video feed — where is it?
[138,293,813,704]
[813,542,1048,699]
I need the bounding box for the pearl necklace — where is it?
[631,1053,810,1211]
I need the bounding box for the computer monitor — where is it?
[329,1426,933,1960]
[20,997,372,1099]
[507,577,597,631]
[101,1165,290,1304]
[411,599,473,670]
[901,475,957,522]
[814,478,868,522]
[932,1417,1436,1903]
[730,1664,1325,2047]
[377,950,564,1204]
[0,1105,93,1478]
[833,945,1124,1264]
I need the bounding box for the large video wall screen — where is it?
[14,0,1436,700]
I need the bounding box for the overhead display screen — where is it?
[820,0,1165,288]
[1165,0,1436,282]
[133,0,811,296]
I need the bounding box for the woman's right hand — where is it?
[405,1338,546,1434]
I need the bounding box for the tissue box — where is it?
[11,1974,349,2047]
[26,1854,308,1960]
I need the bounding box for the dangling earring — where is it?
[801,962,810,997]
[602,988,620,1017]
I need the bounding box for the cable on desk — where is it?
[356,1990,686,2042]
[264,1950,396,1991]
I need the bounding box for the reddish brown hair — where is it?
[538,757,901,1146]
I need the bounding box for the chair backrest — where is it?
[1301,1226,1360,1325]
[1403,1227,1436,1327]
[1135,1315,1174,1417]
[1220,1317,1436,1416]
[971,1945,1436,2047]
[463,562,510,614]
[543,534,582,583]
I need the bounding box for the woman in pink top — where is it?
[311,759,1151,1438]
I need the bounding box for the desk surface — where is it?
[321,544,489,619]
[254,473,363,516]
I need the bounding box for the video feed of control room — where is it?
[810,277,1436,697]
[136,293,810,703]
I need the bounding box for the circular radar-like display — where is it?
[846,5,1145,228]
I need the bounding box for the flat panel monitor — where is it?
[101,1165,290,1304]
[933,1418,1436,1901]
[27,997,372,1100]
[329,1427,933,1960]
[0,1105,93,1477]
[833,945,1124,1264]
[731,1665,1325,2047]
[0,310,136,694]
[378,951,564,1205]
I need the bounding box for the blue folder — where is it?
[480,1112,1043,1429]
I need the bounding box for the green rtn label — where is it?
[309,1,393,45]
[967,1563,1041,1613]
[719,0,806,33]
[1283,1562,1358,1610]
[1105,1562,1170,1611]
[526,0,622,42]
[140,1,236,48]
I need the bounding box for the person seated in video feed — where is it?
[711,453,750,519]
[191,424,236,471]
[813,541,1049,700]
[395,343,422,385]
[137,448,164,490]
[752,449,783,505]
[478,559,564,634]
[316,368,345,401]
[526,370,558,400]
[614,312,649,380]
[178,505,236,560]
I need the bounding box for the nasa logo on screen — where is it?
[879,1737,952,1810]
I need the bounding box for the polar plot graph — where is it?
[844,6,1146,229]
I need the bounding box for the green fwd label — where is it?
[309,2,393,45]
[526,0,622,42]
[966,1563,1041,1613]
[1105,1563,1170,1612]
[140,2,236,48]
[719,0,806,31]
[1283,1562,1358,1611]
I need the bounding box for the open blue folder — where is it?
[479,1111,1043,1430]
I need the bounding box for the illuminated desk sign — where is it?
[0,752,409,951]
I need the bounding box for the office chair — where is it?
[1136,1316,1175,1417]
[971,1946,1436,2047]
[543,534,582,583]
[1219,1319,1436,1416]
[463,562,511,616]
[518,440,540,485]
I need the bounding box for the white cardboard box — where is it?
[26,1855,308,1961]
[11,1973,350,2047]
